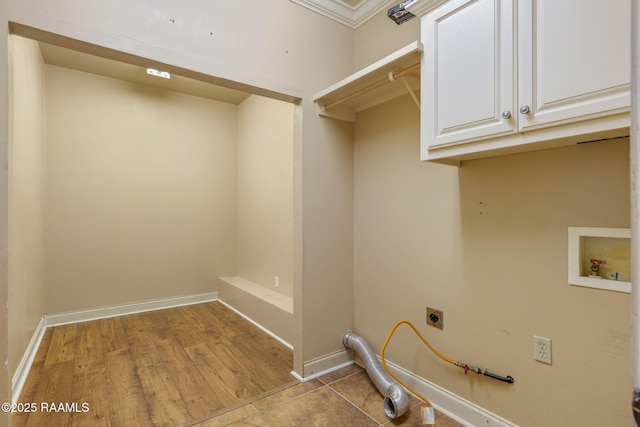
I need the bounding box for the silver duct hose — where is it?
[342,331,409,419]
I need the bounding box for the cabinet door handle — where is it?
[519,105,530,114]
[501,110,512,119]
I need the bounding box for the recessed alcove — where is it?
[10,30,296,337]
[568,226,631,293]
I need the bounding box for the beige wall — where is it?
[36,63,296,308]
[458,138,630,426]
[44,65,238,313]
[297,114,354,374]
[354,92,631,425]
[237,95,294,298]
[8,36,46,382]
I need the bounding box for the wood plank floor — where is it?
[12,302,295,427]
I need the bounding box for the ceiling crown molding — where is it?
[290,0,397,29]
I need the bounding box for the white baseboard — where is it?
[218,277,293,345]
[291,358,355,383]
[386,359,519,427]
[12,316,47,403]
[301,349,353,380]
[45,292,218,327]
[217,299,293,350]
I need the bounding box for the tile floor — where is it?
[186,364,465,427]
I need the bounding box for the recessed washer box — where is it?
[568,226,631,293]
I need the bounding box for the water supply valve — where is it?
[589,259,606,278]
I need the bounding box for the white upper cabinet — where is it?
[423,0,516,147]
[518,0,630,131]
[409,0,631,164]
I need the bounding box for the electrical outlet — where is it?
[534,336,552,364]
[426,307,443,330]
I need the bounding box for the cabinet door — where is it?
[422,0,516,153]
[517,0,630,131]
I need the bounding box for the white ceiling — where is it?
[290,0,398,28]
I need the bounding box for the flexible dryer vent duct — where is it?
[342,331,409,419]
